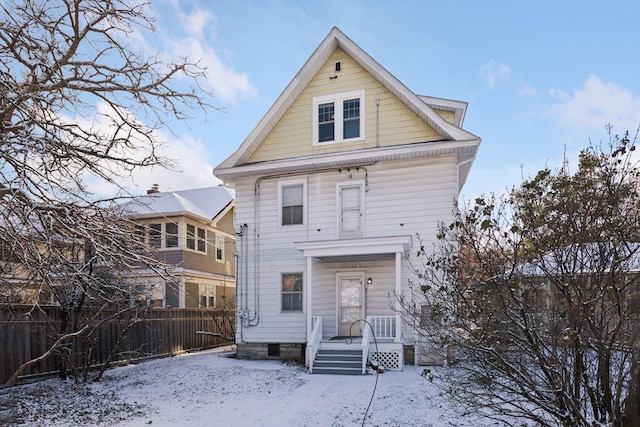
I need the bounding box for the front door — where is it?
[337,274,364,336]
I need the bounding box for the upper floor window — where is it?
[279,180,306,226]
[187,224,207,253]
[165,222,178,248]
[313,90,365,145]
[197,228,206,252]
[339,183,364,238]
[149,223,162,248]
[215,234,224,261]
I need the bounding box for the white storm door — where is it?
[339,184,363,239]
[337,275,364,336]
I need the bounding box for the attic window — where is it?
[312,90,365,145]
[334,61,342,72]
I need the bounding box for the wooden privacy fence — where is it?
[0,305,235,385]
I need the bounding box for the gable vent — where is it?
[334,61,342,72]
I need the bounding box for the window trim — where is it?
[312,90,365,145]
[278,178,307,228]
[337,181,365,239]
[199,283,216,309]
[215,234,224,262]
[148,223,162,248]
[165,222,179,248]
[280,271,304,313]
[186,223,207,254]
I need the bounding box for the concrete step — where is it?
[312,348,363,375]
[317,349,361,355]
[311,366,362,375]
[314,359,361,369]
[315,354,361,361]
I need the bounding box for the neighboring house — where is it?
[214,27,480,373]
[514,243,640,328]
[123,185,236,309]
[0,188,82,305]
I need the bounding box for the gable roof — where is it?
[123,186,235,223]
[214,27,480,187]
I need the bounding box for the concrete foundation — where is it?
[237,342,306,363]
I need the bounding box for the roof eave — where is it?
[215,138,480,182]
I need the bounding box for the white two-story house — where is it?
[214,27,481,374]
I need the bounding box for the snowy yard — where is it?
[0,346,503,426]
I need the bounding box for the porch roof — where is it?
[294,235,412,258]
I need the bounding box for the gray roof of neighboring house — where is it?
[123,186,235,222]
[515,242,640,277]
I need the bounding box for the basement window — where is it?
[268,343,280,357]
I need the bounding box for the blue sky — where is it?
[114,0,640,201]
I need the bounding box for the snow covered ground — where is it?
[0,346,504,426]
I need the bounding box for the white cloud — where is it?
[178,8,215,39]
[84,134,221,198]
[62,101,220,199]
[155,2,255,105]
[479,59,511,89]
[546,75,640,137]
[170,37,255,104]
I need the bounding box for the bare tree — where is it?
[405,128,640,426]
[0,0,214,385]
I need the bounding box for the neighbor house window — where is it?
[149,223,162,248]
[313,90,365,145]
[187,224,206,253]
[134,224,145,243]
[199,283,216,308]
[215,234,224,261]
[197,228,206,252]
[165,222,178,248]
[186,224,196,250]
[281,184,304,226]
[282,273,303,312]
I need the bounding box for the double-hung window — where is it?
[197,228,206,252]
[187,224,207,253]
[215,234,224,261]
[149,223,162,248]
[165,222,178,248]
[313,90,365,145]
[279,179,306,226]
[281,273,303,312]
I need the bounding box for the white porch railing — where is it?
[307,316,322,372]
[369,315,397,340]
[362,318,372,375]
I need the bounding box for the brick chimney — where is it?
[147,184,160,194]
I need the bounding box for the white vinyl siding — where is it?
[233,156,459,344]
